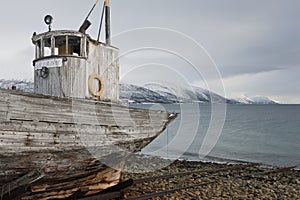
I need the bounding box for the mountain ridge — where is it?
[0,79,278,104]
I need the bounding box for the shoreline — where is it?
[179,157,300,171]
[123,155,300,199]
[138,152,300,171]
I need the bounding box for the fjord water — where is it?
[137,104,300,169]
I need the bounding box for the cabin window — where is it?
[53,35,82,56]
[54,36,68,55]
[35,34,85,59]
[68,36,81,56]
[43,37,52,57]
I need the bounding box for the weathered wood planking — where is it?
[32,31,119,102]
[0,88,177,199]
[25,164,123,200]
[1,158,123,200]
[0,88,174,157]
[0,89,167,128]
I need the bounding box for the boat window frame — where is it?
[35,39,42,59]
[34,32,87,60]
[43,36,52,57]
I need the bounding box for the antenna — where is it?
[79,0,100,33]
[85,0,99,22]
[97,1,106,42]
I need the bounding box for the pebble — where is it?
[123,156,300,199]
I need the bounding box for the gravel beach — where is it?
[123,156,300,199]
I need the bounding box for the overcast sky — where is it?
[0,0,299,103]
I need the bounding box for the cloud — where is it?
[218,65,285,78]
[0,0,299,102]
[219,67,300,104]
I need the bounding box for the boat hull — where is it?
[0,89,176,199]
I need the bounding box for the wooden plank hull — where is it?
[0,89,177,199]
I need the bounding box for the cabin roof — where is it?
[32,30,86,41]
[32,30,118,50]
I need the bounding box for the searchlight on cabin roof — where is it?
[44,15,53,31]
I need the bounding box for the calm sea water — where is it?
[132,104,300,169]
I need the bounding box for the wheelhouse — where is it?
[31,30,120,102]
[31,0,118,102]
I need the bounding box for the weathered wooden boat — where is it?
[0,1,176,199]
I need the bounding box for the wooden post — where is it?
[105,0,111,46]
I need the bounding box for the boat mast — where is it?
[105,0,111,45]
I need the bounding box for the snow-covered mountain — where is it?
[120,84,176,104]
[237,96,278,104]
[0,79,278,104]
[142,83,236,104]
[0,79,34,92]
